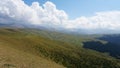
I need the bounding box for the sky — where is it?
[0,0,120,34]
[24,0,120,19]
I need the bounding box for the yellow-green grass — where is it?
[0,28,120,68]
[0,42,65,68]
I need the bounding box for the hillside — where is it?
[83,34,120,59]
[0,43,65,68]
[0,28,120,68]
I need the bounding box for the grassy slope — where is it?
[0,28,65,68]
[0,28,120,68]
[0,43,65,68]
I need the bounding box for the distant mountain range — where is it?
[1,23,120,34]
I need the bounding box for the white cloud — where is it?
[0,0,68,25]
[0,0,38,24]
[0,0,120,34]
[65,11,120,31]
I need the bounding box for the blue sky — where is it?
[24,0,120,19]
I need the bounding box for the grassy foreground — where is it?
[0,28,120,68]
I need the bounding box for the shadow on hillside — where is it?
[83,41,120,59]
[98,35,120,45]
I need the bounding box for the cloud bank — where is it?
[0,0,120,34]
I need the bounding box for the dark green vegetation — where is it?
[83,34,120,59]
[0,27,120,68]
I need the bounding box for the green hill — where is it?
[0,43,65,68]
[0,27,120,68]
